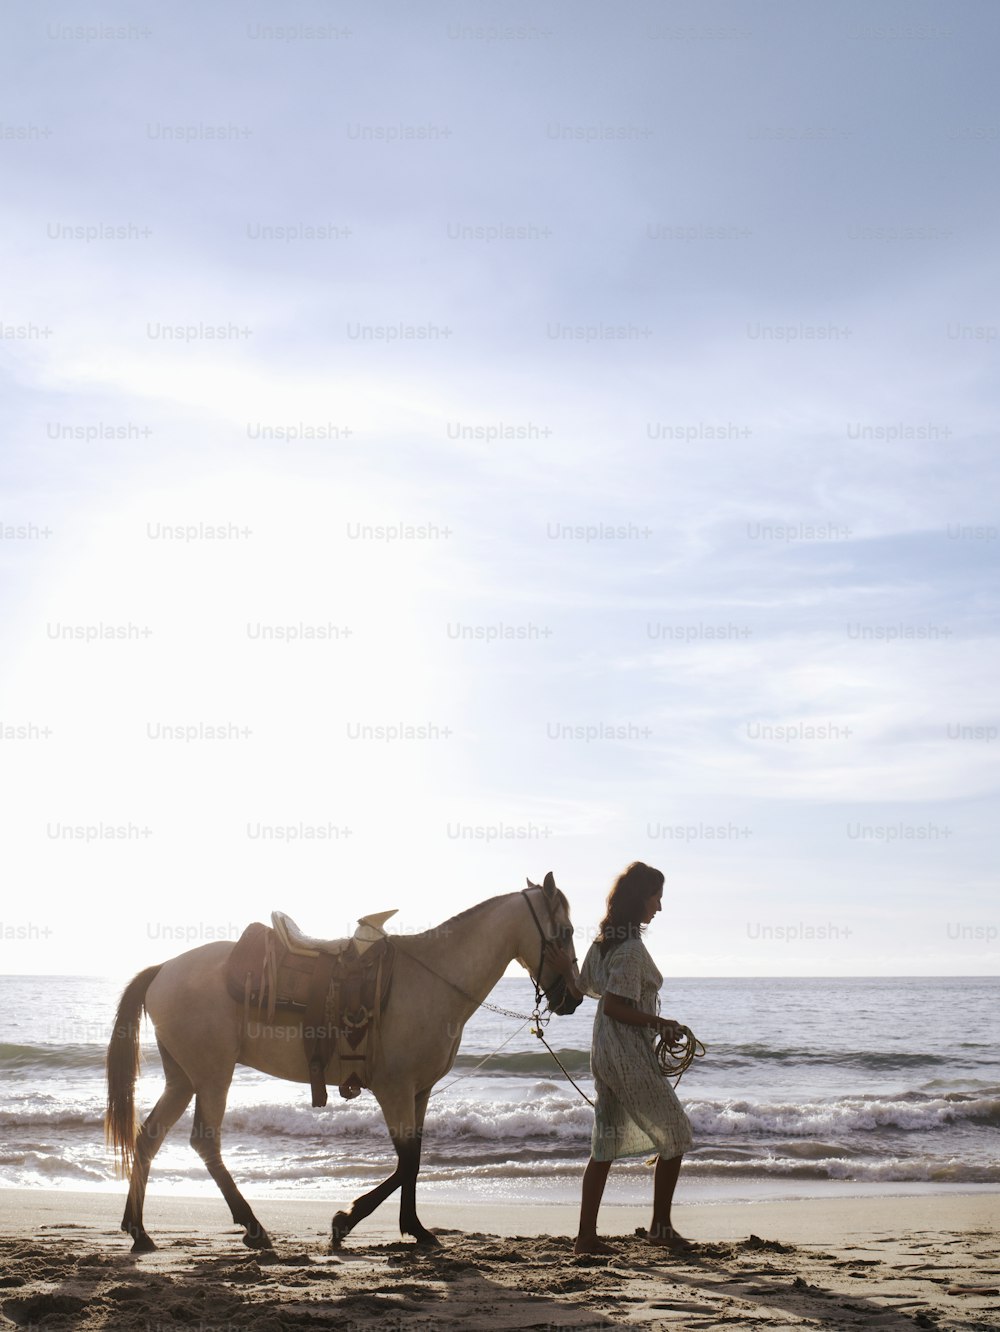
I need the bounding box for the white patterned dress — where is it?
[579,935,694,1162]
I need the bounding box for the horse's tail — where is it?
[105,964,162,1178]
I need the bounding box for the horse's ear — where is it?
[525,877,540,891]
[542,871,557,895]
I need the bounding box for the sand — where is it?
[1,1187,998,1330]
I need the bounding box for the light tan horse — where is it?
[105,874,580,1253]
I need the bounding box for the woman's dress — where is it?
[579,934,694,1162]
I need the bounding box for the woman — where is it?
[549,861,694,1255]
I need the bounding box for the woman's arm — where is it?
[544,945,683,1038]
[603,992,682,1040]
[545,945,682,1039]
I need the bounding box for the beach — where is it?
[2,1187,997,1330]
[3,973,997,1326]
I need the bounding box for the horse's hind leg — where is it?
[190,1085,272,1250]
[122,1043,193,1253]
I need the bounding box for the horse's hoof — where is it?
[243,1229,273,1251]
[330,1211,352,1249]
[129,1233,157,1255]
[411,1229,441,1248]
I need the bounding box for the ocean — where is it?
[1,973,997,1208]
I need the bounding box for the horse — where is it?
[105,873,581,1253]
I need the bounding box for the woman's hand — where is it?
[654,1017,685,1044]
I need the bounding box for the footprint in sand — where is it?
[3,1292,89,1325]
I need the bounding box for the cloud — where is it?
[2,0,997,974]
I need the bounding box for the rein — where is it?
[401,889,598,1103]
[518,886,553,1015]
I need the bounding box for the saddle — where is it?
[225,911,397,1108]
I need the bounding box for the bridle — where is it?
[519,886,575,1015]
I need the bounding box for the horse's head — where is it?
[519,871,582,1016]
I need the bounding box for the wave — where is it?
[0,1150,107,1183]
[148,1157,1000,1187]
[453,1047,592,1077]
[5,1086,999,1147]
[0,1042,110,1071]
[703,1044,990,1071]
[0,1041,590,1078]
[681,1156,1000,1185]
[2,1149,998,1193]
[0,1107,101,1130]
[395,1154,1000,1185]
[455,1045,994,1075]
[0,1040,163,1072]
[5,1036,995,1079]
[685,1092,1000,1137]
[223,1094,597,1143]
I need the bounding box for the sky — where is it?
[1,0,998,978]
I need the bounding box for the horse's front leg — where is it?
[331,1084,437,1248]
[330,1163,403,1247]
[397,1087,436,1246]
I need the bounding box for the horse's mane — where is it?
[436,893,508,930]
[399,893,506,947]
[395,886,567,949]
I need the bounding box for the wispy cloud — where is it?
[1,0,997,975]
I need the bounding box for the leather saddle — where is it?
[225,911,396,1108]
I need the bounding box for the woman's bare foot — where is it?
[648,1226,696,1252]
[574,1236,615,1256]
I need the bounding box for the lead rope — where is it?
[529,1018,596,1109]
[400,938,596,1105]
[433,1019,531,1097]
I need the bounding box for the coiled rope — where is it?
[654,1024,706,1085]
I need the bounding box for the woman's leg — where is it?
[575,1156,613,1254]
[649,1154,693,1247]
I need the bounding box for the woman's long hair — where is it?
[598,861,665,956]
